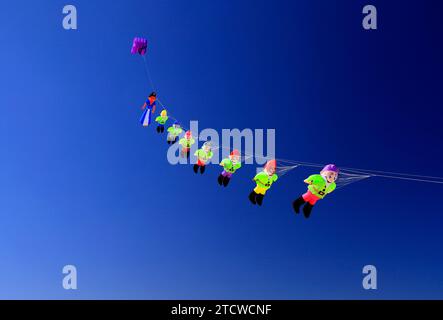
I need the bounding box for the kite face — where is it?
[202,142,212,153]
[131,37,148,55]
[148,92,157,104]
[264,160,277,176]
[305,174,336,199]
[320,164,339,183]
[230,156,240,165]
[322,171,338,183]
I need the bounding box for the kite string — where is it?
[366,174,443,184]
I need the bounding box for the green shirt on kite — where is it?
[155,115,168,125]
[254,171,278,191]
[179,137,195,148]
[306,174,336,199]
[167,126,183,137]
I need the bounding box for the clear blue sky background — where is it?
[0,0,442,299]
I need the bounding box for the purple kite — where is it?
[131,37,148,55]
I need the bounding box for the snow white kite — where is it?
[166,121,183,144]
[179,131,196,158]
[140,92,157,127]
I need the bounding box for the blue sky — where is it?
[0,0,442,299]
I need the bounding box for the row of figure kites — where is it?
[131,37,339,219]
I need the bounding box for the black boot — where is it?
[156,126,160,133]
[193,164,199,174]
[303,203,314,218]
[248,191,257,205]
[223,177,230,187]
[256,194,264,206]
[200,165,206,174]
[161,126,165,133]
[292,196,306,214]
[167,140,171,145]
[217,174,224,185]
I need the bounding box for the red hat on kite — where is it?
[230,149,240,157]
[264,160,277,173]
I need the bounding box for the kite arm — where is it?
[304,178,320,193]
[141,102,147,110]
[327,184,337,195]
